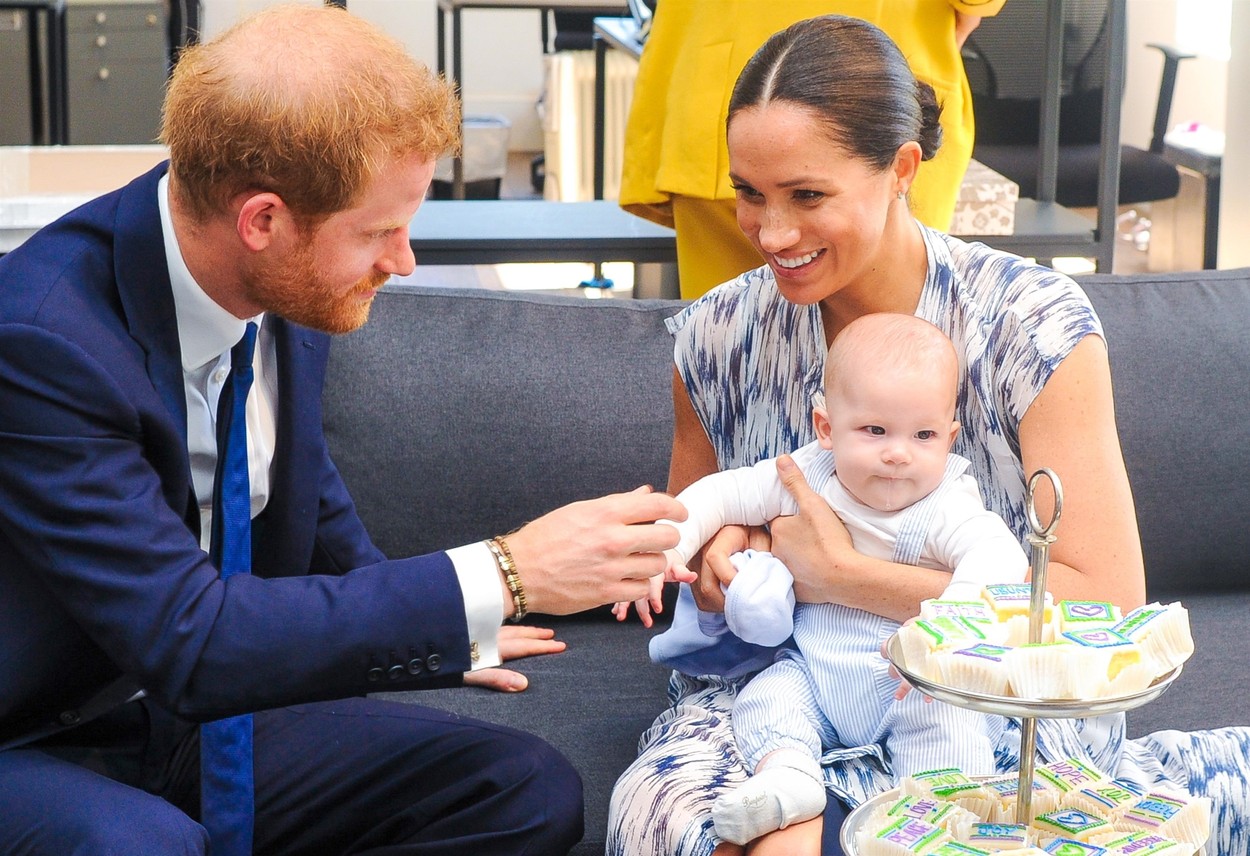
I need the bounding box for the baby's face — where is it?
[818,365,959,512]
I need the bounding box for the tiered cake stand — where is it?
[841,469,1183,852]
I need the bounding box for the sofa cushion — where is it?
[1077,268,1250,596]
[324,286,684,561]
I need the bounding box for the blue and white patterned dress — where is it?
[605,225,1250,856]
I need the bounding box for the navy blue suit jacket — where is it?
[0,164,470,747]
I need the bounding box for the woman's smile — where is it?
[772,249,826,270]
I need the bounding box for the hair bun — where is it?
[915,80,944,161]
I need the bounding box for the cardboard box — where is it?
[0,145,169,253]
[951,159,1019,236]
[0,145,168,196]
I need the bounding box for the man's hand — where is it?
[768,454,854,604]
[463,625,566,693]
[504,486,686,615]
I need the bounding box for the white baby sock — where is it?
[711,749,826,845]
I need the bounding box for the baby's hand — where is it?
[887,617,932,703]
[663,549,697,585]
[612,573,666,628]
[610,551,696,627]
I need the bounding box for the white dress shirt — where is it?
[158,175,502,669]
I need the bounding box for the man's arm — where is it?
[0,325,477,722]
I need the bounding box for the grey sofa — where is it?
[322,269,1250,855]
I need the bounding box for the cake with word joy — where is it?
[895,585,1194,700]
[855,758,1211,855]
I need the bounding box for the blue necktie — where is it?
[202,321,258,856]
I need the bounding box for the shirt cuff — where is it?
[446,541,504,670]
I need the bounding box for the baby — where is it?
[619,313,1028,845]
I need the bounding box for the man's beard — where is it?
[244,240,389,334]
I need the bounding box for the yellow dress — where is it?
[619,0,1005,297]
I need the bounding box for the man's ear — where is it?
[235,192,292,252]
[813,405,834,451]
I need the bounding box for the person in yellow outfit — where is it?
[619,0,1005,298]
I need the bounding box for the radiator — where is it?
[541,49,638,202]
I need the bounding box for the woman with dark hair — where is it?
[618,0,1001,299]
[607,15,1249,856]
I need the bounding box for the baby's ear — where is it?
[947,420,962,449]
[812,405,834,450]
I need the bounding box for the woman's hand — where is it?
[767,454,855,604]
[462,624,566,693]
[693,524,771,612]
[954,12,982,49]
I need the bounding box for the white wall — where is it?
[1125,0,1241,269]
[1123,0,1227,148]
[199,0,547,150]
[1218,1,1248,267]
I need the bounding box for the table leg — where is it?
[451,6,466,200]
[49,4,67,144]
[25,8,45,144]
[1203,173,1220,270]
[436,3,445,76]
[593,33,606,200]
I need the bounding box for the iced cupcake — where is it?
[933,643,1012,696]
[896,617,992,680]
[902,769,998,820]
[1032,808,1114,843]
[1063,778,1145,819]
[1113,603,1195,675]
[1055,600,1122,634]
[856,816,951,855]
[1041,839,1109,855]
[981,774,1060,823]
[981,583,1054,646]
[871,794,974,833]
[1005,643,1091,699]
[1098,831,1197,854]
[1113,791,1211,849]
[952,820,1034,850]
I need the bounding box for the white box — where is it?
[433,115,511,186]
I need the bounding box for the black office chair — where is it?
[962,0,1192,216]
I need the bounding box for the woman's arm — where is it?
[953,12,981,49]
[670,367,772,612]
[669,366,720,495]
[1016,334,1146,611]
[769,456,953,622]
[770,334,1146,622]
[674,364,951,622]
[949,1,1006,47]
